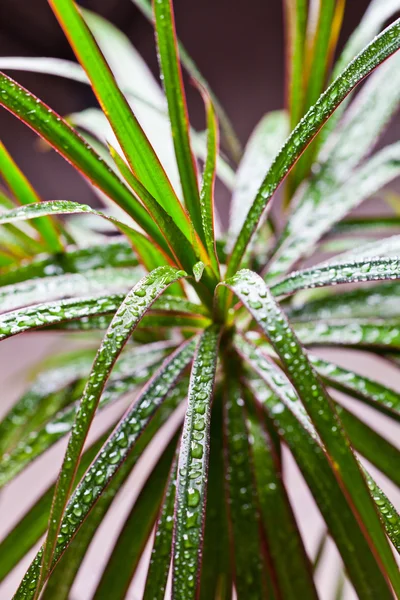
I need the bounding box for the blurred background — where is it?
[0,1,400,599]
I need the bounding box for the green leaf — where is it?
[14,339,196,598]
[0,141,62,252]
[42,411,181,600]
[199,387,232,600]
[230,111,288,239]
[226,18,400,280]
[334,215,400,234]
[221,269,400,593]
[283,0,308,129]
[153,0,202,238]
[109,145,209,274]
[0,353,163,487]
[336,404,400,488]
[295,319,400,350]
[287,281,400,323]
[0,266,142,312]
[364,470,400,554]
[173,326,220,599]
[289,0,345,190]
[222,356,268,598]
[0,348,95,456]
[319,0,400,150]
[267,141,400,282]
[0,294,124,342]
[35,266,186,592]
[246,398,318,599]
[310,355,400,422]
[0,73,166,251]
[0,200,172,270]
[92,435,178,600]
[0,431,107,583]
[143,456,178,600]
[197,86,220,277]
[49,0,194,245]
[236,335,395,598]
[271,256,400,298]
[0,240,138,287]
[130,0,242,163]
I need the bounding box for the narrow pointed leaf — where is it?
[227,19,400,279]
[246,398,318,599]
[49,0,194,243]
[336,404,400,488]
[0,73,166,250]
[0,348,95,456]
[230,111,288,239]
[284,0,307,129]
[0,357,163,487]
[295,319,400,350]
[267,141,400,282]
[143,456,178,600]
[93,435,178,600]
[153,0,202,237]
[0,141,62,252]
[36,266,186,592]
[223,357,268,598]
[236,337,395,598]
[130,0,242,162]
[0,240,138,287]
[287,281,400,324]
[364,470,400,554]
[0,432,108,583]
[197,85,220,277]
[14,340,196,598]
[221,269,400,593]
[173,326,220,599]
[0,266,142,313]
[310,355,400,422]
[271,256,400,298]
[199,387,232,600]
[0,200,172,269]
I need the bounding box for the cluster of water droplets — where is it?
[295,319,400,349]
[173,327,219,597]
[272,256,400,298]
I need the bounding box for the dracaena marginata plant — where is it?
[0,0,400,598]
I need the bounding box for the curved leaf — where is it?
[35,266,186,592]
[49,0,195,245]
[153,0,202,237]
[266,141,400,282]
[230,111,288,239]
[0,356,163,487]
[221,269,400,593]
[143,456,178,600]
[310,355,400,422]
[295,319,400,350]
[271,256,400,298]
[0,200,171,270]
[92,435,178,600]
[14,338,196,599]
[0,266,141,313]
[173,326,220,599]
[246,396,318,599]
[223,357,268,598]
[0,141,62,252]
[236,336,395,598]
[197,85,220,277]
[0,73,166,251]
[0,240,138,287]
[129,0,242,162]
[227,18,400,279]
